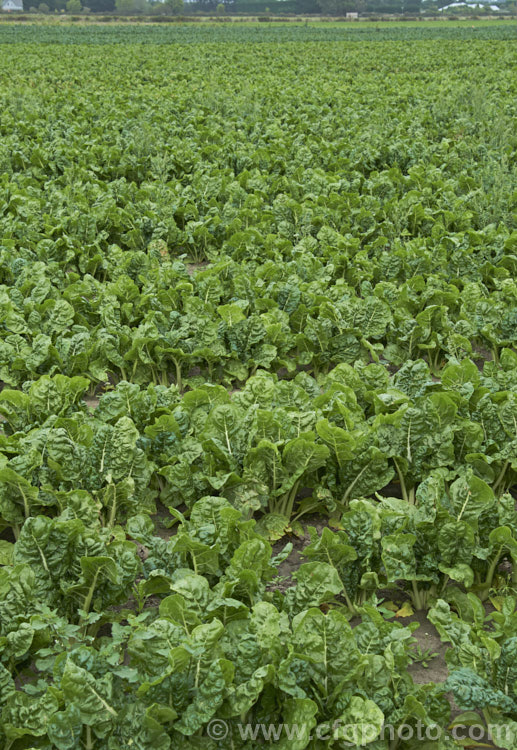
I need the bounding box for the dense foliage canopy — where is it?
[0,24,516,749]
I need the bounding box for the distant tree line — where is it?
[236,0,422,13]
[32,0,421,14]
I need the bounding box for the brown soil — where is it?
[186,261,210,276]
[152,501,181,541]
[269,515,330,592]
[84,396,100,410]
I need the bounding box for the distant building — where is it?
[438,1,501,8]
[2,0,24,9]
[346,10,359,16]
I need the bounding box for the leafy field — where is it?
[1,26,517,749]
[0,20,517,43]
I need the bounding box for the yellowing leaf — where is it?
[395,602,414,618]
